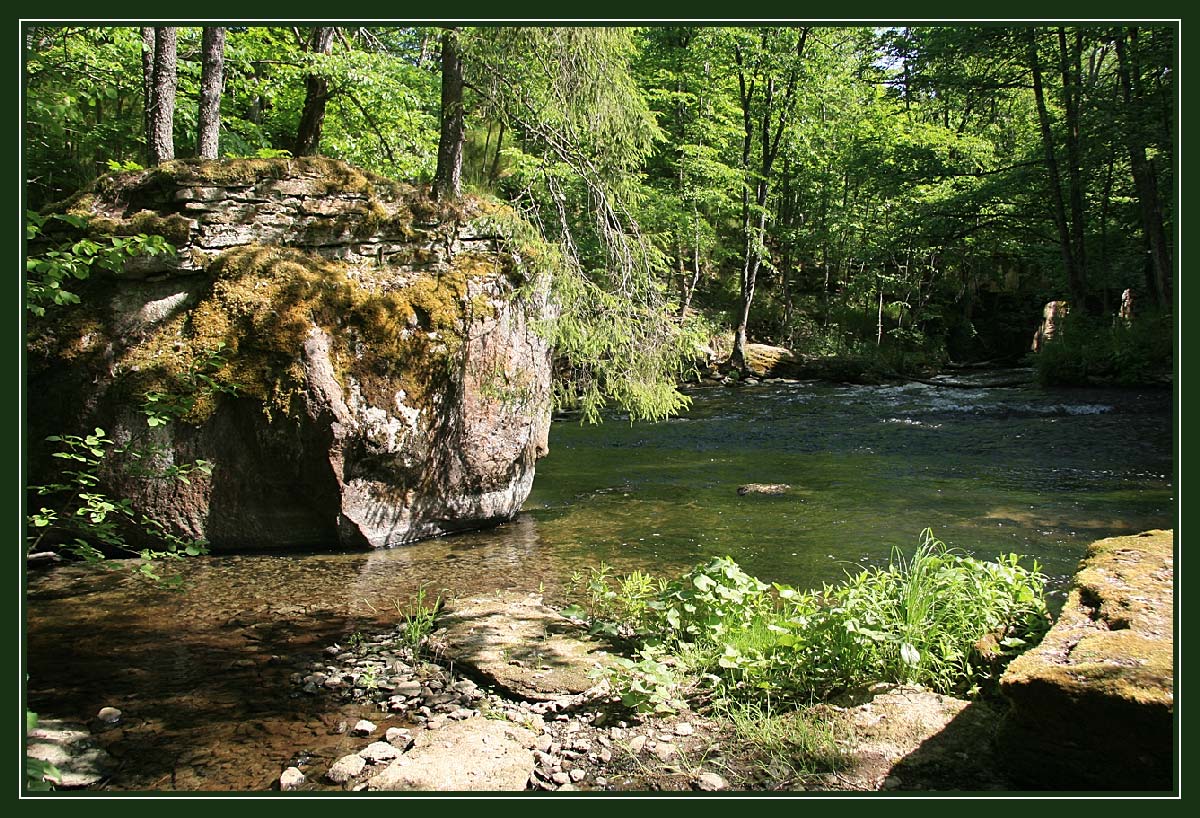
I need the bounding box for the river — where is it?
[24,374,1175,791]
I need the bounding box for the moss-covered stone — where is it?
[27,157,555,552]
[997,529,1174,790]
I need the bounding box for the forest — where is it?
[22,23,1177,795]
[25,24,1177,416]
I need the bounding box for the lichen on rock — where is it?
[27,158,555,551]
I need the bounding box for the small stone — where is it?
[96,707,122,725]
[628,735,647,754]
[279,766,305,791]
[393,681,423,698]
[231,658,256,669]
[599,748,612,763]
[674,723,694,736]
[359,741,400,764]
[535,734,553,753]
[324,645,341,657]
[385,727,413,749]
[425,717,444,730]
[350,719,376,737]
[551,771,571,785]
[883,775,902,790]
[654,742,677,762]
[570,768,586,782]
[325,754,366,783]
[696,771,727,791]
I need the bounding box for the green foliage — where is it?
[142,343,239,427]
[575,530,1050,714]
[26,428,211,585]
[800,529,1050,696]
[1032,311,1174,387]
[722,699,846,782]
[395,584,442,655]
[25,211,175,316]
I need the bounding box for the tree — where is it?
[197,26,226,159]
[728,27,809,372]
[432,28,464,201]
[144,26,177,165]
[1113,26,1173,310]
[294,26,335,156]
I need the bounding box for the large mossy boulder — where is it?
[997,530,1174,790]
[27,158,554,550]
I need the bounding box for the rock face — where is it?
[1031,299,1069,352]
[27,158,554,550]
[997,530,1174,790]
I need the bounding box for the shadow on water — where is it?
[24,378,1174,791]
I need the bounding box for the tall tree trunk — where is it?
[1027,28,1082,306]
[146,27,177,166]
[1057,28,1089,307]
[197,27,226,159]
[488,119,505,185]
[1115,27,1173,310]
[433,29,465,201]
[141,27,155,161]
[729,29,807,372]
[294,27,335,157]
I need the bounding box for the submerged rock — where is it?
[737,483,790,496]
[998,530,1174,791]
[27,158,554,550]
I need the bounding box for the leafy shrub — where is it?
[1033,311,1173,386]
[574,530,1050,713]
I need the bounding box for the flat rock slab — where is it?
[433,591,619,701]
[367,717,536,791]
[26,719,116,788]
[998,529,1174,790]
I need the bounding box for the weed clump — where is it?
[566,529,1051,714]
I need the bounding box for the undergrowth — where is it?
[565,529,1050,715]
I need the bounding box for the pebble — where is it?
[696,771,727,791]
[628,735,647,754]
[279,766,305,791]
[325,754,365,783]
[535,734,553,753]
[674,723,694,736]
[654,742,677,762]
[569,768,586,782]
[96,707,122,725]
[350,719,376,737]
[551,771,570,785]
[883,775,902,790]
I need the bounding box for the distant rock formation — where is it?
[27,158,554,550]
[997,529,1174,790]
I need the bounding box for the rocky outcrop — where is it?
[27,158,554,550]
[997,530,1174,790]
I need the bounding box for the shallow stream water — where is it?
[24,374,1175,791]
